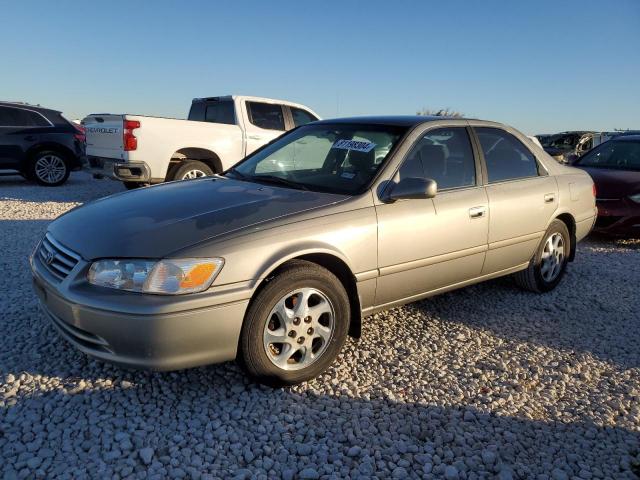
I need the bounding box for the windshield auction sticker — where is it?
[332,139,376,153]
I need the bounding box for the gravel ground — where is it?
[1,172,639,479]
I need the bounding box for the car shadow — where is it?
[1,372,639,478]
[409,251,639,371]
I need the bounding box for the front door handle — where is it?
[544,193,556,203]
[469,206,487,219]
[248,135,263,141]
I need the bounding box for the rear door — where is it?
[472,126,558,274]
[243,101,287,155]
[83,114,124,160]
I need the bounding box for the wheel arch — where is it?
[25,142,76,168]
[168,147,223,179]
[251,249,362,339]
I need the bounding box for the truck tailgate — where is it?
[83,114,124,159]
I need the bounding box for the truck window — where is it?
[188,101,235,125]
[247,102,285,131]
[291,107,318,127]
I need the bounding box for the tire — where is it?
[170,160,214,181]
[239,260,350,387]
[514,219,571,293]
[29,150,70,186]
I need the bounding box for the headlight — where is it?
[629,193,640,203]
[87,258,224,295]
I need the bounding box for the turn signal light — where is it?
[123,120,140,151]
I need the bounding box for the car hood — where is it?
[48,177,347,260]
[576,166,640,198]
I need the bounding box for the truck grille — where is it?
[38,233,81,280]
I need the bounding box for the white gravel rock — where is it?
[1,172,639,479]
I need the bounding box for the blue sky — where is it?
[1,0,638,134]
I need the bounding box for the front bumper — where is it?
[31,244,250,371]
[86,156,151,182]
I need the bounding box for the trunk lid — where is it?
[82,114,125,159]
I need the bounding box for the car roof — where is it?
[612,134,640,142]
[313,115,476,127]
[0,101,61,114]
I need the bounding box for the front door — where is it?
[375,127,489,307]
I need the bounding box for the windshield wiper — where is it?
[252,175,309,191]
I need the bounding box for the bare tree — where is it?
[416,107,464,118]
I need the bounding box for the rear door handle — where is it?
[469,206,487,219]
[248,135,263,140]
[544,193,556,203]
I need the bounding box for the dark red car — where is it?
[574,135,640,236]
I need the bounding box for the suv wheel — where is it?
[514,219,571,293]
[239,260,350,387]
[171,160,214,181]
[29,151,70,186]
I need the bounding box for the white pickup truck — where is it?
[83,95,320,188]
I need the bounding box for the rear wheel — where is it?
[514,219,570,293]
[239,260,350,387]
[170,160,214,181]
[29,151,70,186]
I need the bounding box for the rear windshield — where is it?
[188,100,235,125]
[577,140,640,171]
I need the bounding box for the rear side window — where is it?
[247,102,285,130]
[188,101,235,125]
[475,127,539,183]
[398,127,476,190]
[291,107,318,127]
[0,106,50,127]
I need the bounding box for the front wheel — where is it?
[239,260,350,387]
[514,219,571,293]
[29,151,70,186]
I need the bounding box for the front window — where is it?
[291,107,318,127]
[577,140,640,171]
[398,127,476,190]
[227,124,407,194]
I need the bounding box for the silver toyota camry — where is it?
[31,116,597,386]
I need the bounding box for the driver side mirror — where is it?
[386,177,437,202]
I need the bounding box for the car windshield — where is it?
[577,140,640,171]
[227,124,407,194]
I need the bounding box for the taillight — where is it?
[592,183,597,197]
[73,124,86,143]
[123,120,140,151]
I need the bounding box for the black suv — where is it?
[0,102,85,186]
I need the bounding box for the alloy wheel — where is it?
[263,288,335,371]
[181,169,207,180]
[35,155,66,184]
[540,232,565,282]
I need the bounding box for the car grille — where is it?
[38,233,81,280]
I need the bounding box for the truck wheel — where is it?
[239,260,350,387]
[171,160,214,181]
[29,150,71,186]
[513,219,570,293]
